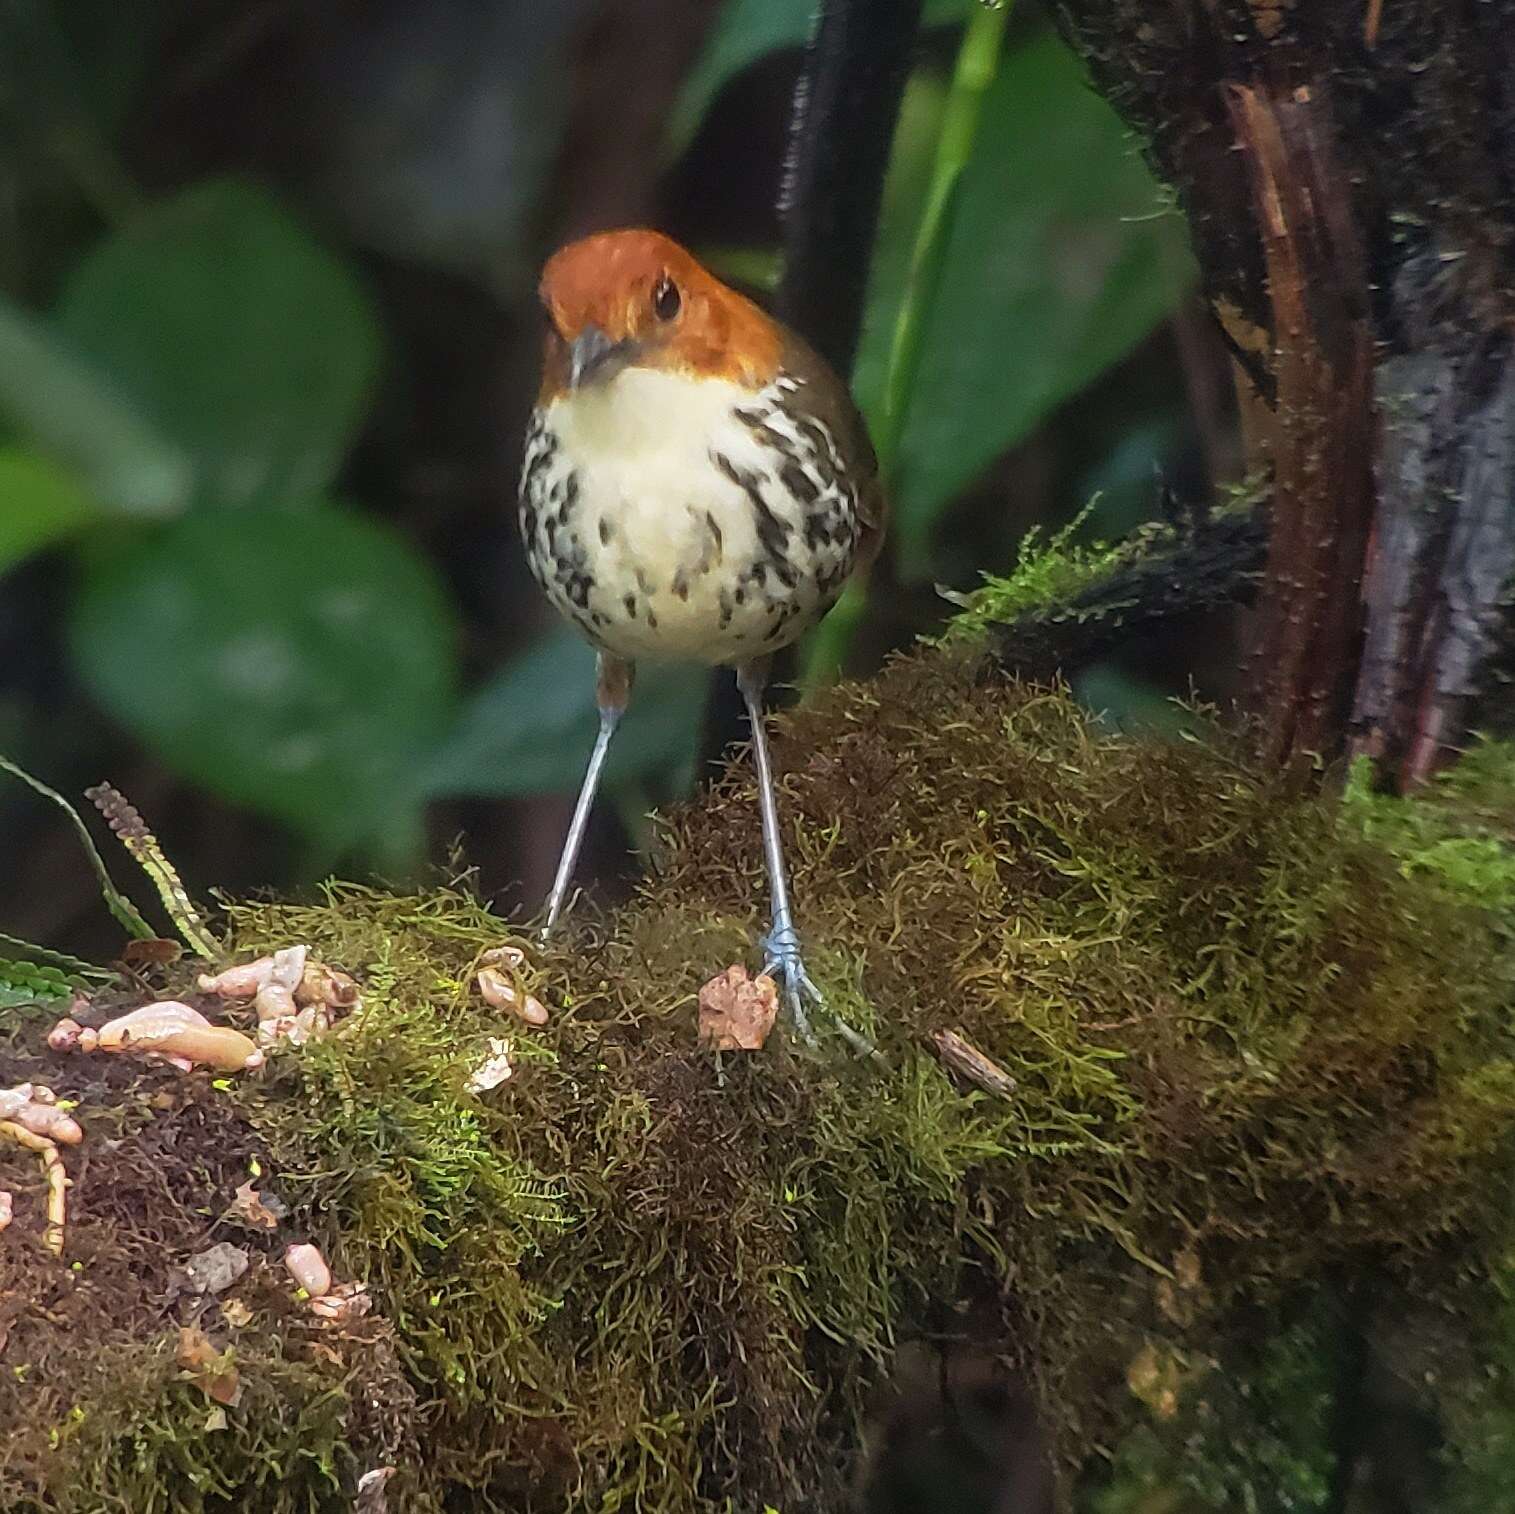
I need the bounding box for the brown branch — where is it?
[1226,79,1375,770]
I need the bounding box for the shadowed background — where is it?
[0,0,1233,976]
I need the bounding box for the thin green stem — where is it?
[0,753,154,939]
[800,0,1012,692]
[876,0,1010,473]
[615,782,657,860]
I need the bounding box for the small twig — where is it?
[932,1029,1018,1099]
[0,1121,67,1255]
[1363,0,1384,49]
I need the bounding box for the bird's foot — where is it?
[759,917,877,1060]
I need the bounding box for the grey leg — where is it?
[735,659,874,1056]
[541,653,633,938]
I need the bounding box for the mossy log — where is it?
[3,637,1515,1511]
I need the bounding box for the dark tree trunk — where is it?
[1051,0,1515,787]
[774,0,923,377]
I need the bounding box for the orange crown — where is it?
[537,230,782,399]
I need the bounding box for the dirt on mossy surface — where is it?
[3,646,1515,1513]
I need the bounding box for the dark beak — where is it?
[569,323,633,389]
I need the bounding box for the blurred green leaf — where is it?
[69,508,458,853]
[0,447,101,573]
[853,27,1195,574]
[56,178,383,510]
[666,0,973,158]
[422,626,709,800]
[0,293,191,515]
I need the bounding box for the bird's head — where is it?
[536,229,781,401]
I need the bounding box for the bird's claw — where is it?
[760,931,823,1049]
[760,920,876,1060]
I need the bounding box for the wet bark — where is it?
[1355,260,1515,787]
[1052,0,1515,786]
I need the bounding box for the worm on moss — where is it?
[0,1084,83,1145]
[0,1119,68,1255]
[86,1002,264,1072]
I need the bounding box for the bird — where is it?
[518,228,884,1049]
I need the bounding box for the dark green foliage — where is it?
[420,625,709,804]
[55,179,381,514]
[2,6,1198,861]
[1089,1302,1339,1514]
[847,27,1193,574]
[0,959,75,1010]
[1440,1275,1515,1512]
[4,648,1515,1511]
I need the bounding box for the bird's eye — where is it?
[652,275,681,321]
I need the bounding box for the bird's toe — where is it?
[758,929,876,1060]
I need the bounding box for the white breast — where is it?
[519,367,857,666]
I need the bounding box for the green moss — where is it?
[933,506,1134,646]
[1344,740,1515,913]
[5,646,1515,1511]
[1442,1271,1515,1512]
[1086,1299,1339,1514]
[932,479,1266,648]
[23,1337,358,1514]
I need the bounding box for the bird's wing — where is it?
[777,324,887,569]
